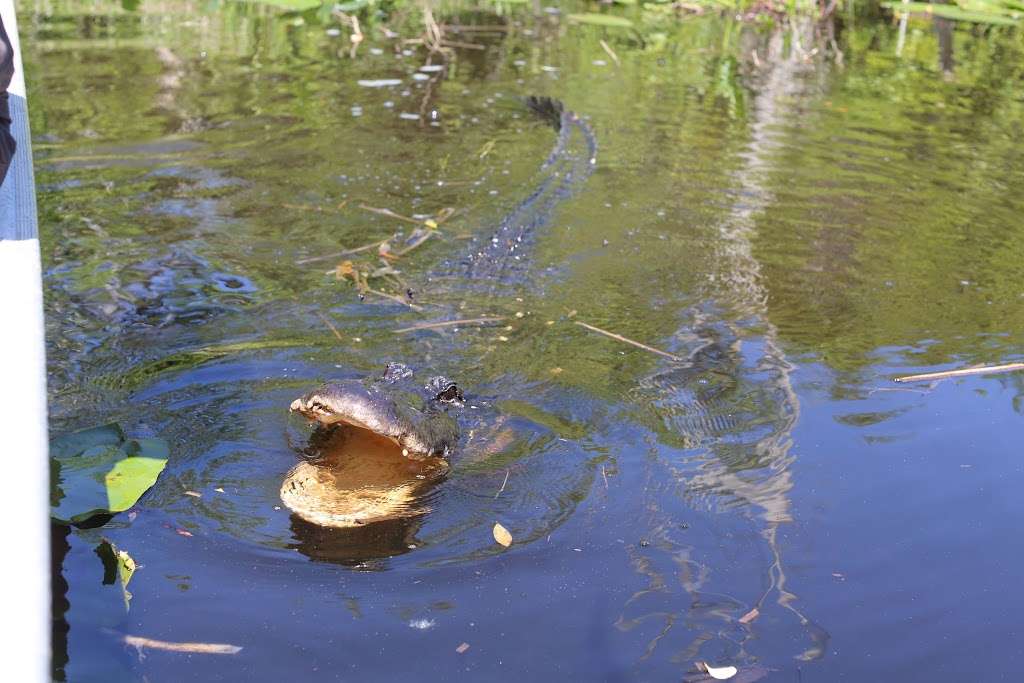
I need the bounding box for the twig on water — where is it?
[296,235,397,265]
[601,466,609,490]
[396,229,436,256]
[316,312,344,342]
[365,287,423,311]
[867,384,937,396]
[893,362,1024,383]
[122,634,242,655]
[599,39,621,67]
[574,321,682,362]
[494,469,510,499]
[358,204,424,225]
[394,317,504,334]
[283,200,349,214]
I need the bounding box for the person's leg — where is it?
[0,17,16,187]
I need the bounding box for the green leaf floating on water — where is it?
[567,13,635,28]
[50,424,168,525]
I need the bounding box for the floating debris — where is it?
[893,362,1024,383]
[122,634,242,655]
[394,317,504,334]
[699,663,737,680]
[357,79,402,88]
[738,607,760,624]
[493,522,513,547]
[575,321,682,361]
[408,619,436,630]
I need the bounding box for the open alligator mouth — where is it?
[284,369,462,528]
[289,376,462,458]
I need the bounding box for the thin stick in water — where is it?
[365,287,423,311]
[316,312,344,342]
[574,321,682,362]
[296,236,395,265]
[357,204,422,225]
[494,469,510,499]
[893,362,1024,383]
[123,635,242,655]
[599,39,621,67]
[396,229,435,256]
[394,317,504,334]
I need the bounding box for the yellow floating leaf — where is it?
[423,219,438,230]
[493,522,512,547]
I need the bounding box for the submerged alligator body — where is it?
[442,96,597,284]
[284,97,596,527]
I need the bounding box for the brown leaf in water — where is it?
[176,529,193,537]
[455,642,470,654]
[335,260,355,281]
[493,522,512,547]
[183,491,201,498]
[738,607,759,624]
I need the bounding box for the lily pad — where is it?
[51,424,169,525]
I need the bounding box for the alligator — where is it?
[283,96,597,528]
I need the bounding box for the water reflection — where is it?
[621,21,829,665]
[288,514,424,568]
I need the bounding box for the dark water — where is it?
[25,1,1024,680]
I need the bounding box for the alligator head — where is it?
[289,363,464,458]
